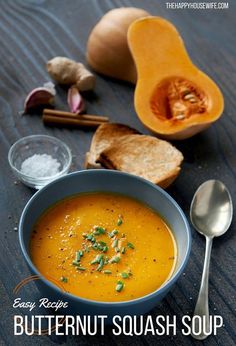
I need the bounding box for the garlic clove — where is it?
[43,81,56,96]
[24,84,56,113]
[67,86,85,114]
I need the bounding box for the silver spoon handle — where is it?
[191,236,213,340]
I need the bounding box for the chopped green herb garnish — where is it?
[104,256,109,264]
[92,241,108,252]
[91,254,103,264]
[73,260,86,271]
[102,245,108,253]
[110,255,120,264]
[97,258,104,271]
[127,242,135,249]
[93,226,106,235]
[117,218,123,226]
[116,281,124,292]
[97,254,104,261]
[77,267,86,271]
[104,270,112,274]
[92,243,98,250]
[60,276,68,283]
[73,218,134,288]
[91,257,98,264]
[86,234,96,242]
[98,241,107,247]
[112,239,118,248]
[75,251,82,262]
[72,260,80,267]
[108,229,118,238]
[96,241,108,252]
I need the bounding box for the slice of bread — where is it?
[97,134,183,188]
[85,123,139,168]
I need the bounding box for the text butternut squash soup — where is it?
[30,193,177,302]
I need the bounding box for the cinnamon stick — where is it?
[43,114,104,128]
[43,109,109,122]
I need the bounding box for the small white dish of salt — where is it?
[8,135,72,189]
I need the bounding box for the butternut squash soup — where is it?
[30,193,177,302]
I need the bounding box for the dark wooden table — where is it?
[0,1,235,345]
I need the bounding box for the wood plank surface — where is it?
[0,0,235,345]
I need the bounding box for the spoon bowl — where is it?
[190,180,233,238]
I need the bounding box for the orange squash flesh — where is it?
[128,17,224,140]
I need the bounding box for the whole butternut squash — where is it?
[86,7,149,83]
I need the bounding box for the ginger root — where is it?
[47,57,95,91]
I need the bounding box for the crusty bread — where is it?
[97,135,183,188]
[85,123,139,168]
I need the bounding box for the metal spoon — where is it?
[190,180,233,340]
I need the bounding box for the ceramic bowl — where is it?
[19,170,191,320]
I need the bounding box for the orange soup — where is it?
[30,193,177,302]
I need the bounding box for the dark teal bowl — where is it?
[19,170,191,319]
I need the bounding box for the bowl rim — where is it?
[8,134,72,181]
[19,169,191,307]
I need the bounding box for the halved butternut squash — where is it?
[128,17,224,140]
